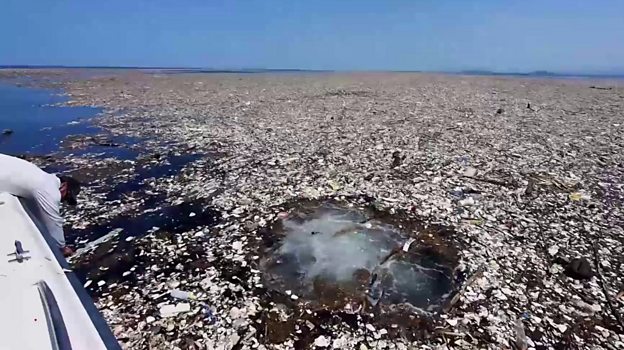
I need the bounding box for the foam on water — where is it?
[263,202,455,311]
[278,209,394,282]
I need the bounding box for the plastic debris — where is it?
[169,289,196,300]
[314,335,330,348]
[514,318,528,350]
[201,303,218,325]
[569,192,590,201]
[463,167,477,178]
[402,238,416,252]
[548,245,559,256]
[159,303,191,318]
[71,228,123,259]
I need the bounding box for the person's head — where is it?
[57,175,81,206]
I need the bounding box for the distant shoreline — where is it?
[1,65,623,79]
[455,70,624,80]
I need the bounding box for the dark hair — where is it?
[57,175,81,205]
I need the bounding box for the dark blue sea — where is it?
[0,83,100,155]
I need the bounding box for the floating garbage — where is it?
[71,228,123,259]
[569,191,590,201]
[314,335,330,347]
[7,69,618,349]
[201,303,218,325]
[402,238,416,252]
[159,303,191,318]
[170,289,196,300]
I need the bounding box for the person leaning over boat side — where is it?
[0,153,80,257]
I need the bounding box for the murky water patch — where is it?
[261,201,458,313]
[70,199,221,294]
[104,153,202,201]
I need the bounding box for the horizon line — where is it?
[1,64,623,78]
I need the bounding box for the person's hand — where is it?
[61,246,74,257]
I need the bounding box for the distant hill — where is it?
[459,70,624,79]
[460,70,558,77]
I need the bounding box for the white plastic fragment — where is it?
[402,238,416,252]
[170,289,196,300]
[463,167,477,177]
[548,245,559,256]
[314,335,330,348]
[159,303,191,318]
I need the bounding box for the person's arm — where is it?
[34,189,66,248]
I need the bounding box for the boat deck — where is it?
[0,192,118,350]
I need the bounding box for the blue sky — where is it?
[1,0,623,73]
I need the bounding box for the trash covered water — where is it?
[262,201,456,312]
[104,153,202,201]
[70,198,220,286]
[3,69,624,350]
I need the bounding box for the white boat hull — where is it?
[0,192,119,350]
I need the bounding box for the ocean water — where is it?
[0,83,101,155]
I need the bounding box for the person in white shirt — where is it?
[0,153,80,256]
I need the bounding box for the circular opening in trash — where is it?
[261,200,458,313]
